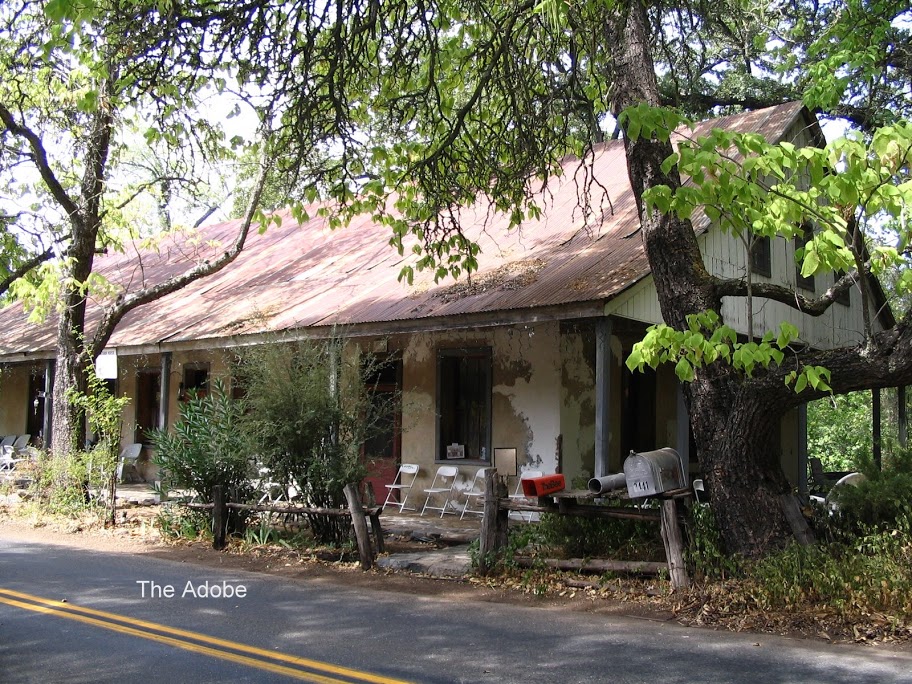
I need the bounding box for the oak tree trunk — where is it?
[610,2,799,556]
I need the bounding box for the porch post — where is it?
[797,403,808,495]
[594,317,613,479]
[158,352,171,432]
[675,383,689,468]
[873,388,882,471]
[899,386,907,448]
[42,359,55,449]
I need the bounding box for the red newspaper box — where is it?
[521,474,566,497]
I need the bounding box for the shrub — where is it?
[685,502,743,581]
[537,508,663,561]
[234,335,397,546]
[150,381,254,534]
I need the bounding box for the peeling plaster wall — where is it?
[399,322,562,496]
[560,324,595,485]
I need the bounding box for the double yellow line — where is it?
[0,588,412,683]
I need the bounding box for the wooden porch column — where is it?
[594,317,613,479]
[42,359,55,449]
[873,388,882,471]
[797,403,808,495]
[158,352,171,432]
[675,383,689,469]
[899,386,907,448]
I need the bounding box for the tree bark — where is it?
[609,2,802,556]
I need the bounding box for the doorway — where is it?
[362,356,401,504]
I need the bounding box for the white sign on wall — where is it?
[95,349,118,380]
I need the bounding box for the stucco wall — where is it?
[399,322,563,499]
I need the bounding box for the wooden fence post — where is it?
[212,485,227,550]
[659,499,690,590]
[478,468,508,575]
[344,482,374,570]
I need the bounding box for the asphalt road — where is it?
[1,533,911,683]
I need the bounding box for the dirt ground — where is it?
[2,502,911,650]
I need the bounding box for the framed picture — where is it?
[446,443,465,459]
[494,447,517,476]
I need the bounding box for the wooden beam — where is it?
[659,499,690,591]
[42,359,54,448]
[212,485,227,550]
[595,318,613,478]
[158,352,171,432]
[479,468,508,575]
[512,557,666,575]
[343,483,374,570]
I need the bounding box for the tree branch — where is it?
[87,149,274,358]
[0,246,55,296]
[714,270,859,317]
[0,101,80,220]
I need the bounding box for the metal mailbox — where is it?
[521,474,566,497]
[623,447,687,498]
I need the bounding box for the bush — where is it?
[685,502,743,581]
[537,508,663,561]
[234,335,397,546]
[150,381,254,534]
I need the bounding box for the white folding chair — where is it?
[115,443,143,483]
[509,470,543,521]
[382,463,420,512]
[460,467,491,519]
[420,465,459,517]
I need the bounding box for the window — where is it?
[181,363,210,400]
[794,225,815,292]
[834,270,851,306]
[749,235,772,278]
[437,347,492,462]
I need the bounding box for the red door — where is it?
[362,358,401,504]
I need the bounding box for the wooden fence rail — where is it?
[478,469,691,590]
[185,484,382,569]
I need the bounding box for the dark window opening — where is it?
[181,363,210,400]
[750,235,772,278]
[834,270,851,306]
[437,348,492,462]
[135,370,161,444]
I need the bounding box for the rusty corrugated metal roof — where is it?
[0,102,806,357]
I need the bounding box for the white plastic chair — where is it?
[460,467,491,519]
[0,435,34,472]
[115,443,143,483]
[383,463,420,512]
[509,470,543,521]
[420,465,459,517]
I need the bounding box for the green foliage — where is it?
[150,380,254,533]
[685,502,743,581]
[807,392,874,471]
[29,451,91,518]
[747,519,912,618]
[68,365,130,468]
[537,510,662,561]
[155,504,212,541]
[234,335,396,545]
[808,389,910,473]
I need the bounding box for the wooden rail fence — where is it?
[477,469,691,590]
[188,483,383,570]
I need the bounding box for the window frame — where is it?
[435,346,492,464]
[749,235,772,278]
